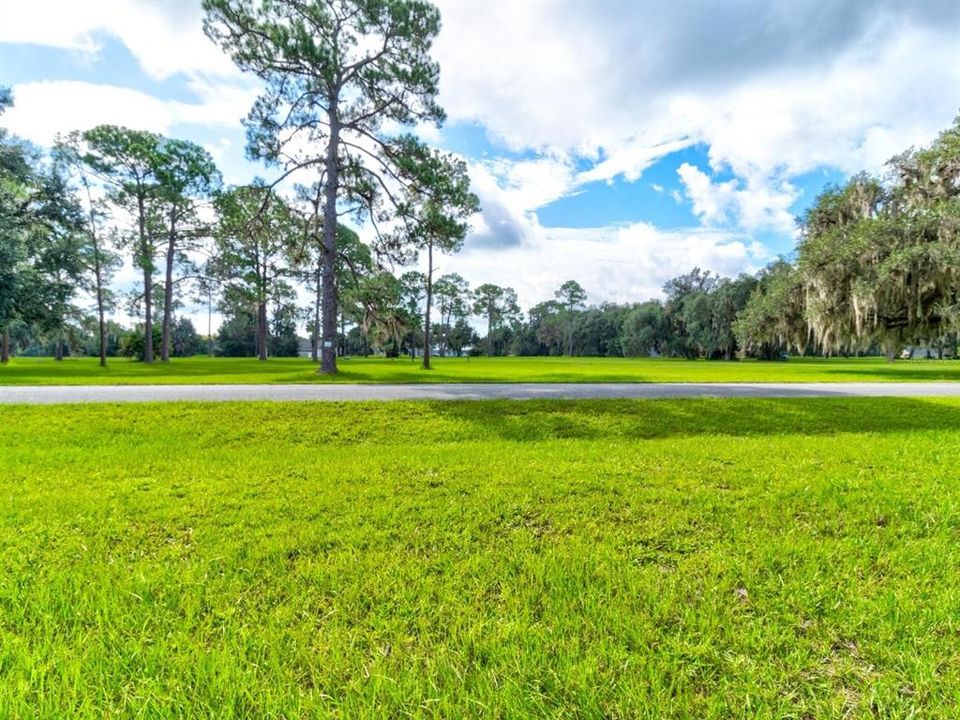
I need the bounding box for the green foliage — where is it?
[0,90,93,361]
[622,301,670,357]
[79,125,167,362]
[6,96,960,371]
[118,325,163,360]
[212,185,299,307]
[0,89,38,335]
[267,304,302,358]
[216,309,258,358]
[555,279,587,310]
[153,137,221,202]
[432,272,471,356]
[789,120,960,356]
[445,317,478,356]
[350,270,413,355]
[569,304,629,357]
[683,275,758,360]
[385,136,479,261]
[472,283,520,356]
[4,398,960,716]
[661,267,720,358]
[211,184,300,359]
[78,319,125,358]
[170,317,202,358]
[27,164,88,344]
[379,137,478,367]
[735,260,808,357]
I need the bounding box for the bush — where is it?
[119,325,162,360]
[171,317,202,357]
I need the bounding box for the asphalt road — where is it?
[2,382,959,404]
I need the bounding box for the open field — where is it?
[3,398,960,717]
[2,355,960,385]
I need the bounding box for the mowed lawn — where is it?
[3,399,960,717]
[2,354,960,385]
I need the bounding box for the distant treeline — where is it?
[2,69,958,363]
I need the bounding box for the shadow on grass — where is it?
[822,365,960,382]
[310,371,656,385]
[421,397,960,443]
[0,358,315,384]
[6,397,959,450]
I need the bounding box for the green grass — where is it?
[3,398,960,717]
[2,354,960,385]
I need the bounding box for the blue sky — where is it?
[1,0,958,317]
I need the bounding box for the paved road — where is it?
[2,382,959,404]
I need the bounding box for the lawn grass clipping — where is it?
[2,354,960,385]
[2,398,960,717]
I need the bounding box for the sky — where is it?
[1,0,959,328]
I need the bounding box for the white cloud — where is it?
[576,136,691,186]
[447,220,769,312]
[478,155,578,213]
[4,80,257,147]
[0,0,238,80]
[676,163,799,233]
[434,0,959,233]
[435,1,957,173]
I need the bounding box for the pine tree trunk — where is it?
[312,263,321,363]
[86,186,108,368]
[143,265,154,363]
[0,327,9,364]
[207,291,214,357]
[139,196,154,364]
[487,314,493,357]
[55,332,64,361]
[161,216,176,363]
[258,301,268,362]
[95,261,107,367]
[440,306,449,357]
[422,244,433,370]
[319,112,341,375]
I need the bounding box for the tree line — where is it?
[3,90,958,364]
[2,0,958,368]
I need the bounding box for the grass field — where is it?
[3,398,960,717]
[1,354,960,385]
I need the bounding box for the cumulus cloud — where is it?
[435,0,959,240]
[447,220,770,311]
[677,163,799,233]
[0,0,238,80]
[435,1,957,172]
[457,155,581,249]
[1,0,259,175]
[3,80,257,147]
